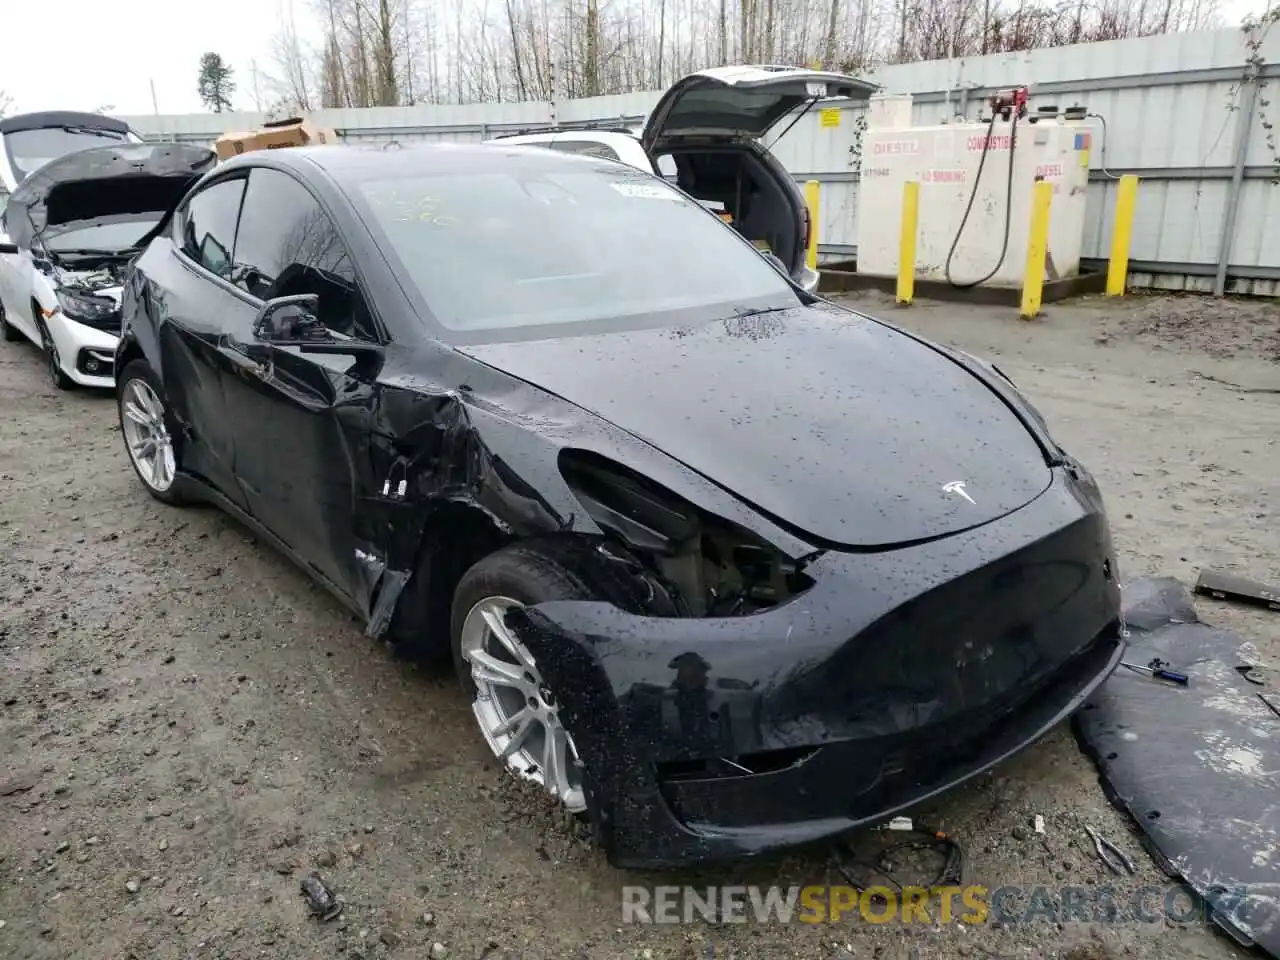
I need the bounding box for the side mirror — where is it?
[253,294,325,342]
[253,292,386,380]
[0,242,17,255]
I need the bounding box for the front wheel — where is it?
[36,315,73,390]
[451,544,597,815]
[0,301,20,342]
[118,359,188,505]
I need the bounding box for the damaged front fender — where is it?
[365,359,818,640]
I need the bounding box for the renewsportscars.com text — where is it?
[621,883,1248,926]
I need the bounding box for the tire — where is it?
[117,359,189,506]
[0,301,19,342]
[451,542,597,814]
[35,313,73,390]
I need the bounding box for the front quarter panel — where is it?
[372,348,819,562]
[361,345,822,641]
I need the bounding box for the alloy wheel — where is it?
[459,596,586,813]
[120,378,177,493]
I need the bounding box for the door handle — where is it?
[218,343,271,379]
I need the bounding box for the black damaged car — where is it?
[115,142,1125,869]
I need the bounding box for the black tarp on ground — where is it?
[1074,576,1280,956]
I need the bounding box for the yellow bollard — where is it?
[1106,174,1139,296]
[1020,180,1053,319]
[804,180,821,272]
[896,181,920,305]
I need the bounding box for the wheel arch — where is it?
[114,334,147,394]
[386,501,515,659]
[384,501,679,658]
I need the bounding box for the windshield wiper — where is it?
[57,125,125,139]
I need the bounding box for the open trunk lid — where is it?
[6,142,216,250]
[641,66,879,149]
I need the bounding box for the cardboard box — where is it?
[213,117,339,161]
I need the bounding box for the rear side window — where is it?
[180,178,246,279]
[549,140,621,162]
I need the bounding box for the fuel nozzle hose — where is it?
[944,109,1021,290]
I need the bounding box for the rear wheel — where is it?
[450,544,596,814]
[35,311,73,390]
[118,359,188,505]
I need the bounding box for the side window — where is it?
[233,168,376,341]
[550,140,621,162]
[180,178,246,279]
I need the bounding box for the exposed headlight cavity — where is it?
[56,288,120,329]
[558,450,813,617]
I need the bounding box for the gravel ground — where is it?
[1,291,1277,960]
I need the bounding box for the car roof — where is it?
[221,141,634,185]
[0,111,132,136]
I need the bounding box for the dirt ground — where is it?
[1,291,1277,960]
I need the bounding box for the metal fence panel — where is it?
[118,26,1280,290]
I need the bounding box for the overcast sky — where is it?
[3,0,292,116]
[1,0,1274,117]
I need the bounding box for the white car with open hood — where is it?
[487,65,878,293]
[0,141,217,388]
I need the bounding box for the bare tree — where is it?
[269,0,316,111]
[265,0,1221,108]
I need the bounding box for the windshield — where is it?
[352,162,798,336]
[44,220,158,254]
[5,126,131,182]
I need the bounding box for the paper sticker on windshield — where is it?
[365,188,455,225]
[610,182,683,201]
[806,81,829,97]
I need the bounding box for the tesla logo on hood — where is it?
[942,480,976,504]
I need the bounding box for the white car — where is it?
[492,128,654,171]
[487,66,878,293]
[0,132,216,389]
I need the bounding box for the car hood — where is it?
[641,66,878,147]
[457,304,1053,550]
[5,142,216,249]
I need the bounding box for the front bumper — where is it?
[48,311,118,387]
[507,466,1123,869]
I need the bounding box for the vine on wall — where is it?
[1242,9,1280,184]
